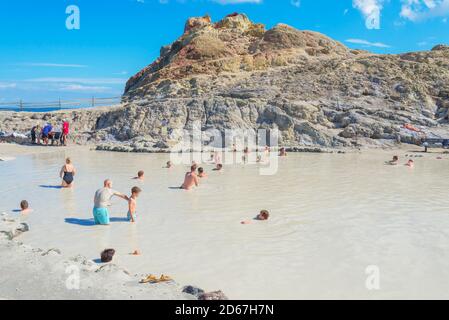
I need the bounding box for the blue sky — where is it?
[0,0,448,102]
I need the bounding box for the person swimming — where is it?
[60,158,76,188]
[406,159,415,168]
[127,186,141,223]
[387,156,399,165]
[198,167,207,178]
[133,170,145,181]
[279,148,287,157]
[241,210,270,224]
[20,200,32,214]
[181,165,199,190]
[213,163,223,171]
[165,161,173,169]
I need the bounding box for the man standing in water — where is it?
[93,179,128,225]
[181,165,199,190]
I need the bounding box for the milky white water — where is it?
[1,147,449,299]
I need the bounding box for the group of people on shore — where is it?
[30,120,70,146]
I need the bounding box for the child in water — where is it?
[20,200,32,214]
[406,159,415,168]
[387,156,399,165]
[241,210,270,224]
[133,171,145,181]
[127,187,142,223]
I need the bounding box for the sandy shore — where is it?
[0,216,195,300]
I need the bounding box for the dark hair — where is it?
[131,186,142,194]
[191,164,197,171]
[100,249,115,263]
[20,200,29,210]
[393,156,399,161]
[198,167,204,173]
[217,164,223,168]
[259,210,270,220]
[137,170,144,177]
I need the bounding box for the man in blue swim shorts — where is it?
[93,179,129,225]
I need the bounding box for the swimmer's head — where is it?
[20,200,29,211]
[198,167,204,174]
[137,170,144,178]
[217,164,223,170]
[131,186,142,197]
[104,179,112,188]
[257,210,270,221]
[167,161,172,167]
[66,157,71,164]
[393,156,399,161]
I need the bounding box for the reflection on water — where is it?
[0,148,449,299]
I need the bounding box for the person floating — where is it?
[279,148,287,157]
[406,159,415,168]
[133,170,145,181]
[60,157,76,188]
[241,210,270,224]
[198,167,207,178]
[93,180,129,225]
[127,186,141,223]
[387,156,399,165]
[20,200,32,214]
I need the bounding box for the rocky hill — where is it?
[1,13,448,151]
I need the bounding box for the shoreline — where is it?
[0,215,198,300]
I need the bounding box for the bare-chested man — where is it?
[181,165,199,190]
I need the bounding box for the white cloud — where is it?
[212,0,262,3]
[57,84,111,92]
[0,82,17,89]
[26,77,126,85]
[346,38,391,48]
[291,0,301,8]
[353,0,384,18]
[21,63,88,68]
[400,0,449,21]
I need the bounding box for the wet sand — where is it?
[1,144,449,299]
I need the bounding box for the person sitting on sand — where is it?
[198,167,207,178]
[181,165,199,190]
[387,156,399,165]
[133,170,145,181]
[93,180,129,225]
[241,210,270,224]
[165,161,173,169]
[20,200,32,214]
[406,159,415,168]
[279,148,287,157]
[60,158,76,188]
[127,187,141,223]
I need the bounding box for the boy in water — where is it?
[406,159,415,168]
[387,156,399,165]
[20,200,32,214]
[198,167,207,178]
[241,210,270,224]
[165,161,173,169]
[133,171,145,181]
[127,187,142,223]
